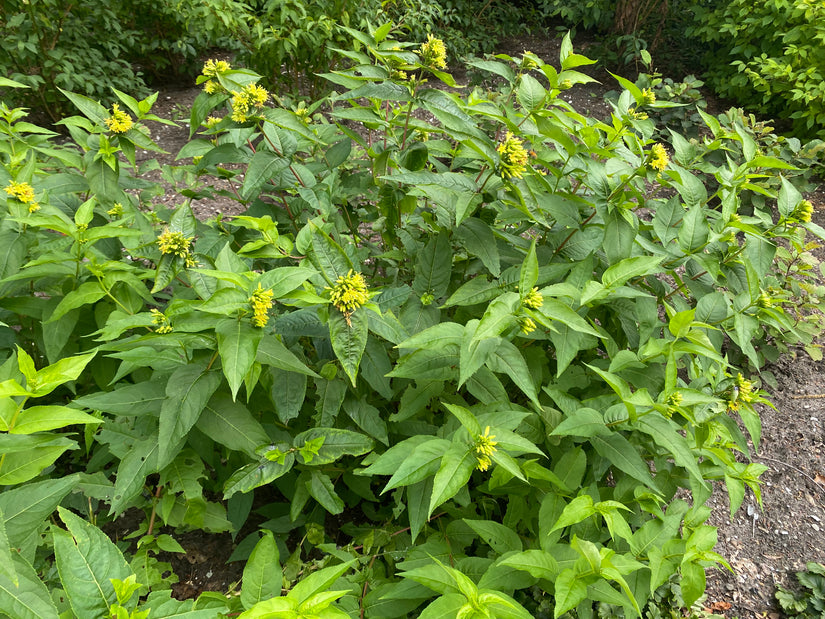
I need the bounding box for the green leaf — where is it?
[551,408,609,438]
[0,442,75,485]
[591,433,660,492]
[429,443,476,516]
[417,593,467,619]
[241,531,281,610]
[216,318,263,400]
[463,519,523,554]
[74,381,167,416]
[158,364,222,469]
[678,206,709,253]
[306,222,352,284]
[601,256,663,289]
[48,282,106,323]
[499,549,558,580]
[487,340,541,408]
[60,89,109,124]
[442,402,482,436]
[413,232,452,299]
[0,553,59,619]
[382,438,450,493]
[0,476,79,547]
[0,509,16,586]
[518,74,546,110]
[10,405,101,434]
[293,428,373,466]
[550,495,596,532]
[777,175,802,217]
[111,437,158,515]
[307,470,345,514]
[328,308,368,386]
[200,393,269,459]
[53,507,131,618]
[456,218,500,277]
[287,561,355,605]
[519,240,539,297]
[242,151,289,199]
[256,336,318,377]
[223,452,295,499]
[553,569,588,618]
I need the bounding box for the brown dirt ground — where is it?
[136,33,825,616]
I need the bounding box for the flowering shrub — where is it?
[0,25,822,619]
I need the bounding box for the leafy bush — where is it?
[690,0,825,139]
[0,0,218,121]
[0,24,822,618]
[776,563,825,618]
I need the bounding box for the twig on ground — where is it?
[790,393,825,399]
[753,454,825,496]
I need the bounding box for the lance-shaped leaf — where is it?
[328,308,368,386]
[241,530,281,610]
[158,363,222,469]
[0,552,58,619]
[53,507,131,618]
[429,442,477,516]
[306,221,352,284]
[216,317,263,400]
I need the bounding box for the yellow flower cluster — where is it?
[201,59,231,94]
[727,373,755,411]
[204,116,222,128]
[523,287,543,310]
[648,143,669,172]
[5,180,39,212]
[518,316,537,335]
[757,289,773,309]
[328,269,369,325]
[520,51,539,70]
[157,227,195,267]
[107,202,123,217]
[497,131,529,180]
[474,426,498,472]
[793,199,814,223]
[641,88,656,105]
[104,104,133,134]
[665,390,683,416]
[420,34,447,69]
[231,84,270,123]
[250,283,275,328]
[150,309,172,334]
[202,59,231,78]
[628,107,649,121]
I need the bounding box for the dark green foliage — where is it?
[0,23,823,619]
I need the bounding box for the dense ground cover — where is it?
[2,6,825,619]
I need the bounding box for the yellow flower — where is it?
[523,287,543,309]
[665,391,683,416]
[793,199,814,223]
[328,269,369,326]
[648,143,669,172]
[641,88,656,105]
[474,426,498,472]
[628,107,649,121]
[420,34,447,70]
[518,316,537,335]
[104,103,133,134]
[202,59,231,78]
[4,180,35,204]
[520,51,539,70]
[150,309,172,334]
[735,373,755,403]
[250,283,275,328]
[28,202,40,213]
[497,131,529,180]
[107,202,123,217]
[204,116,222,128]
[203,80,220,94]
[230,83,270,123]
[157,227,195,267]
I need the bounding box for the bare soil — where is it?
[138,33,825,617]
